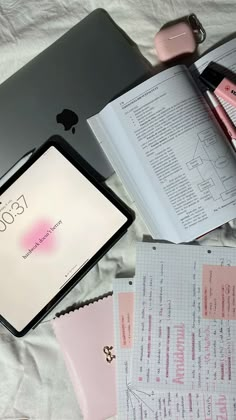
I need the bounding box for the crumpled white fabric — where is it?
[0,1,235,419]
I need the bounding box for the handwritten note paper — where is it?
[113,278,158,419]
[131,242,236,398]
[113,275,236,419]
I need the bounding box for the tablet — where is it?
[0,136,134,336]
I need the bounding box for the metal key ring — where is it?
[188,13,206,44]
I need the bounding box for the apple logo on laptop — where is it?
[56,109,79,134]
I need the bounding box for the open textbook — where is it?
[88,39,236,243]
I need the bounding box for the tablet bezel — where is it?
[0,135,135,336]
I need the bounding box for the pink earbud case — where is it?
[154,21,196,62]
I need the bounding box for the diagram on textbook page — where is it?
[186,127,236,202]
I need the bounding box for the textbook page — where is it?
[190,38,236,124]
[131,242,236,398]
[89,65,236,243]
[113,277,236,420]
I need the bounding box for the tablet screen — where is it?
[0,145,128,333]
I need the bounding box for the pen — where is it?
[205,90,236,151]
[0,148,35,188]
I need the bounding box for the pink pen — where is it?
[205,90,236,151]
[200,63,236,109]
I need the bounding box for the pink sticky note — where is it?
[118,292,134,349]
[202,265,236,320]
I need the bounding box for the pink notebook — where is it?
[53,294,116,420]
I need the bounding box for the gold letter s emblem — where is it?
[103,346,116,363]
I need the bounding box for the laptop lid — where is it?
[0,8,151,181]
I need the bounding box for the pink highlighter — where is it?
[205,90,236,150]
[200,63,236,109]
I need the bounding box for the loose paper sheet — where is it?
[113,271,236,419]
[132,242,236,394]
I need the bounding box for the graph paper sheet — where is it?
[113,277,236,420]
[131,242,236,395]
[113,278,158,419]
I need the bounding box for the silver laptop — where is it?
[0,8,151,181]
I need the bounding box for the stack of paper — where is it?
[113,242,236,419]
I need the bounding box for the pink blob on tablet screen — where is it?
[21,220,57,253]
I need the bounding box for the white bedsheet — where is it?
[0,1,236,419]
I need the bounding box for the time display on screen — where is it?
[0,195,28,232]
